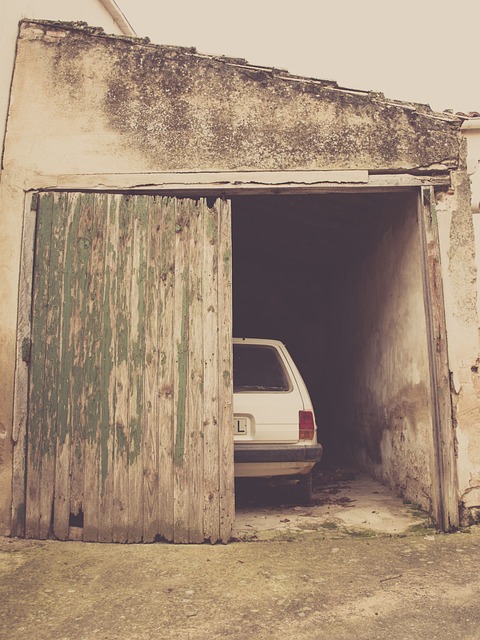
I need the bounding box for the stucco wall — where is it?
[3,22,462,178]
[328,194,436,513]
[436,167,480,523]
[0,3,129,171]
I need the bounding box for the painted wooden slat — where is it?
[217,199,235,543]
[112,195,133,543]
[142,196,160,541]
[98,195,120,542]
[53,193,77,540]
[173,198,192,543]
[68,194,97,536]
[82,194,108,542]
[203,201,221,543]
[187,199,205,543]
[38,193,70,538]
[157,197,176,542]
[419,187,459,530]
[127,196,147,542]
[11,194,38,537]
[25,193,54,539]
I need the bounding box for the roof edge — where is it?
[18,19,464,125]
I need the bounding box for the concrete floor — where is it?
[1,501,478,640]
[233,468,431,541]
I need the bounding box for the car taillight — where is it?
[299,410,315,440]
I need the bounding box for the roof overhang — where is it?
[98,0,136,36]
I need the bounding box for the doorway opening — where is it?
[232,191,438,517]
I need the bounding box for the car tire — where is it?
[297,472,313,504]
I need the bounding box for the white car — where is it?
[233,338,323,502]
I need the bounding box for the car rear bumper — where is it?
[234,443,323,463]
[234,443,323,478]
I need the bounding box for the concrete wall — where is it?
[3,22,461,178]
[1,20,480,532]
[436,166,480,524]
[0,2,132,171]
[327,194,436,512]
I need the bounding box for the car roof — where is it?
[233,338,287,348]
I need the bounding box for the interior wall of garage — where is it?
[232,192,436,513]
[327,193,435,512]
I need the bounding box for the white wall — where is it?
[328,194,437,514]
[0,0,132,167]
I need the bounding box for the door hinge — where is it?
[21,337,32,364]
[30,192,39,212]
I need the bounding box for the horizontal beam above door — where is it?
[25,170,450,193]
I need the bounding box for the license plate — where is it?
[234,417,249,435]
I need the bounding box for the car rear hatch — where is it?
[233,341,307,444]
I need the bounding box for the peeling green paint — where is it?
[223,370,231,387]
[174,270,189,463]
[205,205,218,244]
[28,192,232,534]
[21,337,31,364]
[223,246,231,271]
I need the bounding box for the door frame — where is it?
[11,171,458,535]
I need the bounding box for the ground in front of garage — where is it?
[1,471,479,640]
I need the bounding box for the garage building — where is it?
[0,20,479,542]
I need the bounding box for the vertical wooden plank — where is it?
[126,196,147,542]
[25,194,59,538]
[38,193,70,538]
[158,197,176,542]
[82,194,108,542]
[25,193,54,539]
[68,194,96,538]
[203,200,220,543]
[187,199,205,542]
[172,198,191,543]
[12,194,37,537]
[53,193,78,540]
[98,195,120,542]
[217,199,234,543]
[112,195,132,543]
[143,196,160,541]
[419,187,459,530]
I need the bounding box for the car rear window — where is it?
[233,344,291,392]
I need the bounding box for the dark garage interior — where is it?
[232,192,437,513]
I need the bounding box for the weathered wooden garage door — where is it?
[24,192,233,543]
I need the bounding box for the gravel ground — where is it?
[1,525,480,640]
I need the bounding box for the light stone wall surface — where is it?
[0,1,129,171]
[328,194,437,514]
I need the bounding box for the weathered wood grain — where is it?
[419,187,459,530]
[53,193,77,540]
[127,196,147,542]
[112,195,133,543]
[98,195,120,542]
[25,193,54,539]
[173,198,191,543]
[82,194,108,542]
[142,196,160,541]
[11,194,37,537]
[69,194,99,538]
[24,192,235,544]
[38,193,69,538]
[187,199,205,543]
[203,200,220,543]
[218,199,234,543]
[157,197,176,542]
